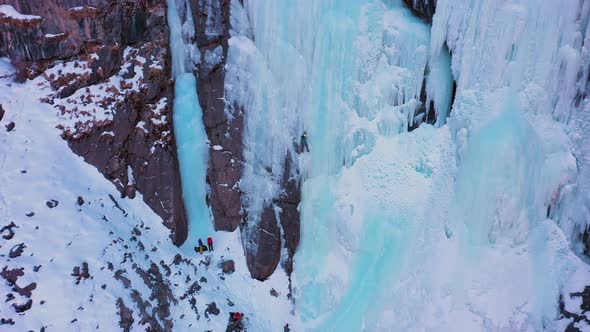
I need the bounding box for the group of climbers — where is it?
[195,236,214,254]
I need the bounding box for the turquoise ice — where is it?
[167,0,212,241]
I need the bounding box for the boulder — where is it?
[220,260,235,274]
[46,199,58,208]
[12,299,32,313]
[5,121,14,132]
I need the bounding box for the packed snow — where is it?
[0,5,42,21]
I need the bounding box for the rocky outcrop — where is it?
[246,155,301,280]
[189,0,301,280]
[402,0,437,23]
[189,0,244,232]
[560,287,590,331]
[0,0,188,245]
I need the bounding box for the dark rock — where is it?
[33,265,41,272]
[581,227,590,257]
[560,286,590,331]
[1,267,24,285]
[200,276,207,283]
[9,243,26,258]
[25,212,34,217]
[189,0,244,233]
[133,262,176,329]
[0,105,4,121]
[402,0,437,23]
[0,318,15,325]
[80,262,90,278]
[6,293,15,302]
[245,207,281,281]
[12,299,32,313]
[270,288,278,297]
[409,45,455,132]
[13,282,36,298]
[5,121,14,132]
[1,221,17,240]
[116,298,134,331]
[77,196,84,206]
[205,302,220,316]
[129,288,172,331]
[226,298,234,307]
[72,262,90,284]
[46,199,59,208]
[114,269,131,288]
[220,260,235,274]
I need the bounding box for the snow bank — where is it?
[0,4,42,21]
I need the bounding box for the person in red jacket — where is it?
[207,236,214,251]
[284,323,291,332]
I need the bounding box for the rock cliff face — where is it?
[188,0,243,233]
[188,0,300,280]
[0,0,188,245]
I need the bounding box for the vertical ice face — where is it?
[432,0,590,251]
[225,0,590,329]
[227,0,432,221]
[167,0,211,240]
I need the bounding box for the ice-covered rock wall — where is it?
[431,0,590,257]
[225,0,456,281]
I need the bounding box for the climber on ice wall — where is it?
[300,131,309,152]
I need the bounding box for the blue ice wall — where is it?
[167,0,212,241]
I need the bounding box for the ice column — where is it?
[167,0,211,239]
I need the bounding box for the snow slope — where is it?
[0,59,292,330]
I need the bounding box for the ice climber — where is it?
[300,131,309,152]
[207,236,214,251]
[284,323,291,332]
[198,238,204,254]
[227,312,244,331]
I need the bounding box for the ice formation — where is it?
[167,0,212,240]
[225,0,590,330]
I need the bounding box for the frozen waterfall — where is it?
[222,0,590,330]
[167,0,212,241]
